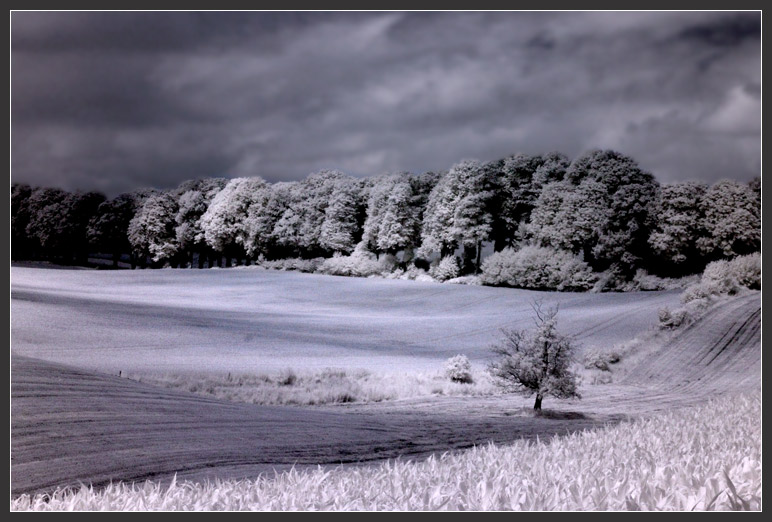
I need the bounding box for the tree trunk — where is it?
[475,240,483,273]
[533,394,542,411]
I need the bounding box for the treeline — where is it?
[11,149,761,283]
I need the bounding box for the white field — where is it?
[11,266,683,374]
[10,266,761,507]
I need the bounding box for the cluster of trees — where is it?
[11,149,761,280]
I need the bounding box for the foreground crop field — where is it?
[12,392,761,511]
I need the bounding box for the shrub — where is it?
[430,255,460,282]
[277,368,297,386]
[682,252,760,304]
[260,257,325,273]
[444,355,474,384]
[444,275,482,286]
[582,348,621,372]
[630,270,697,291]
[385,266,434,282]
[480,246,596,291]
[657,307,688,330]
[317,247,397,278]
[731,253,761,290]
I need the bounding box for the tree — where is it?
[89,193,140,267]
[488,303,580,411]
[174,178,227,268]
[273,170,351,258]
[361,172,422,261]
[62,191,106,264]
[420,159,494,272]
[128,192,179,266]
[697,179,760,260]
[647,181,708,275]
[200,177,268,265]
[490,153,569,252]
[319,177,362,255]
[243,182,292,260]
[11,183,33,259]
[527,150,658,275]
[527,179,608,258]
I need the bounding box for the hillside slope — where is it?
[622,293,760,393]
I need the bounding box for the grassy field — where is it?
[12,391,761,511]
[11,266,682,374]
[128,367,499,406]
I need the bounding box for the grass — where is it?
[126,367,500,406]
[12,391,760,511]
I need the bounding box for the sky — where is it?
[11,11,761,197]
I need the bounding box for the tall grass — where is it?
[127,368,499,406]
[12,392,760,511]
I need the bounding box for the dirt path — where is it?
[11,293,760,496]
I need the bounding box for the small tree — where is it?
[488,303,580,411]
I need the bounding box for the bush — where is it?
[682,253,760,304]
[385,266,435,282]
[444,355,474,384]
[631,270,697,291]
[260,257,325,273]
[582,348,621,372]
[317,247,397,278]
[480,246,597,291]
[444,275,482,285]
[657,307,688,330]
[730,253,761,290]
[277,368,297,386]
[430,255,460,282]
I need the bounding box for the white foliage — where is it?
[480,246,596,291]
[444,355,473,383]
[648,181,707,265]
[127,193,179,263]
[697,180,760,258]
[320,178,361,254]
[200,177,268,253]
[488,304,580,407]
[682,253,761,304]
[527,180,609,255]
[420,160,493,258]
[430,255,460,282]
[317,245,397,278]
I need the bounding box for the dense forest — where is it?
[11,149,761,291]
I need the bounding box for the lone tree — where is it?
[488,303,580,411]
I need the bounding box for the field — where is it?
[11,265,683,374]
[13,392,760,511]
[10,266,762,509]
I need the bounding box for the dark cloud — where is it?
[676,13,761,47]
[11,11,760,196]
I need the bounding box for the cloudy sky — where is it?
[12,11,761,196]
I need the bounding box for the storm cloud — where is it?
[11,11,761,196]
